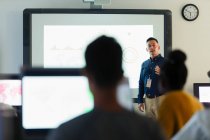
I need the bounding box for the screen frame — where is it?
[21,68,87,137]
[193,83,210,108]
[23,8,172,66]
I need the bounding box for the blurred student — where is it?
[47,35,166,140]
[172,109,210,140]
[157,50,204,139]
[0,103,18,140]
[0,103,16,117]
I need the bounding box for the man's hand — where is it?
[138,103,145,112]
[155,65,161,75]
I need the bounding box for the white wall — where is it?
[0,0,210,93]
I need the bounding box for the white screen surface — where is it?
[0,80,21,106]
[199,87,210,102]
[31,13,164,90]
[22,76,93,129]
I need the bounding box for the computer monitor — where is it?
[0,74,21,107]
[21,68,94,136]
[193,83,210,108]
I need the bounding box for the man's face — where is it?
[146,40,160,58]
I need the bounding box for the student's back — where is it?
[157,50,203,139]
[158,90,203,137]
[47,35,166,140]
[172,109,210,140]
[48,108,165,140]
[49,109,164,140]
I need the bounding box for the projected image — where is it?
[22,76,93,129]
[0,80,21,106]
[44,25,153,88]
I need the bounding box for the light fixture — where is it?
[83,0,111,9]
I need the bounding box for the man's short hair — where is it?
[146,37,158,43]
[85,35,123,88]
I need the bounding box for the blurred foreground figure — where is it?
[158,50,204,139]
[0,103,19,140]
[172,109,210,140]
[47,35,166,140]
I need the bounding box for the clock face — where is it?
[182,4,199,21]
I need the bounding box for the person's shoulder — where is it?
[133,113,157,124]
[172,109,210,140]
[59,111,92,130]
[163,91,193,104]
[47,112,92,140]
[160,56,165,60]
[182,91,203,105]
[197,109,210,125]
[142,59,150,66]
[203,109,210,116]
[158,54,165,62]
[133,113,166,139]
[125,111,163,130]
[117,111,165,139]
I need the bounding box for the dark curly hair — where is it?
[160,50,188,90]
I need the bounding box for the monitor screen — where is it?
[0,75,21,106]
[23,9,172,93]
[193,83,210,108]
[21,68,94,131]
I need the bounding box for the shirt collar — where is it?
[150,54,161,61]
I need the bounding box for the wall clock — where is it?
[182,4,199,21]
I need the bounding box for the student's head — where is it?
[84,35,123,89]
[160,50,187,91]
[146,37,160,58]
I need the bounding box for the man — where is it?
[47,35,166,140]
[138,37,165,119]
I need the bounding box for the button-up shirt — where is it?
[138,54,164,103]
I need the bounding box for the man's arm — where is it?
[138,65,145,112]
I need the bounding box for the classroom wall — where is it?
[0,0,210,93]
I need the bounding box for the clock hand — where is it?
[185,9,191,13]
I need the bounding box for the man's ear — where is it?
[158,45,160,50]
[82,68,93,82]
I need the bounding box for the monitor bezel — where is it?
[23,8,172,66]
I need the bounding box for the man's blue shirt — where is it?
[138,54,164,103]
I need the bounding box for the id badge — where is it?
[146,78,152,88]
